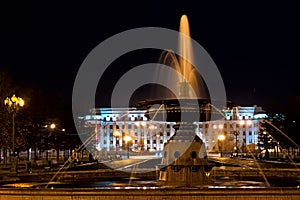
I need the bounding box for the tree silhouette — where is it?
[259,114,300,158]
[0,69,18,163]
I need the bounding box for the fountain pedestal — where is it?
[157,123,211,187]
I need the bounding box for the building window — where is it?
[249,138,253,143]
[160,140,163,144]
[249,131,252,136]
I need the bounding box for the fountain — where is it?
[1,13,300,200]
[135,14,213,187]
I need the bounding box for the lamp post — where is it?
[4,94,25,173]
[218,134,225,157]
[233,130,239,157]
[50,123,57,163]
[44,123,56,162]
[124,135,132,159]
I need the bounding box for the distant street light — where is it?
[218,134,225,157]
[50,123,56,129]
[4,94,25,173]
[233,130,239,156]
[45,123,56,162]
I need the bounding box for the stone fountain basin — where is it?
[135,98,212,122]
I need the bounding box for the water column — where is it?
[156,14,210,187]
[178,15,194,99]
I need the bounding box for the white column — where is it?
[156,134,160,151]
[150,129,153,149]
[113,135,116,150]
[137,124,141,148]
[100,123,104,150]
[144,126,147,150]
[106,125,110,151]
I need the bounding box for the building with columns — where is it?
[78,105,267,154]
[197,106,268,154]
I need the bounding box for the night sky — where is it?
[1,1,299,113]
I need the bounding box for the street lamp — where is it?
[49,123,56,162]
[44,123,56,162]
[124,135,132,159]
[4,94,25,173]
[218,134,225,157]
[50,123,56,129]
[233,130,239,157]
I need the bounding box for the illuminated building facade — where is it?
[79,105,267,154]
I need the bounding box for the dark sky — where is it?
[0,1,299,112]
